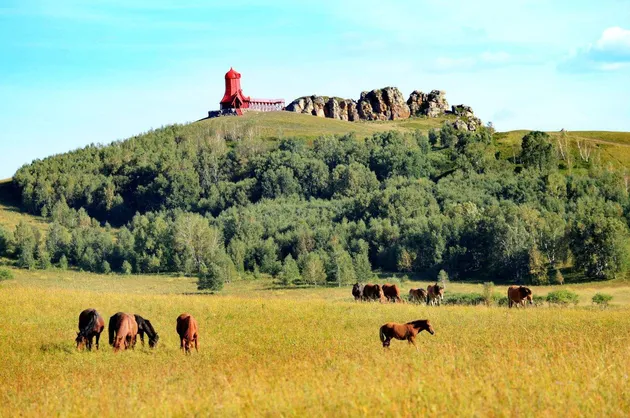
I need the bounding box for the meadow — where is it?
[1,269,630,417]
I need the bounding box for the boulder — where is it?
[357,87,410,121]
[451,104,475,119]
[312,96,326,117]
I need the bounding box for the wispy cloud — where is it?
[559,27,630,72]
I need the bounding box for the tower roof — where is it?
[225,67,241,79]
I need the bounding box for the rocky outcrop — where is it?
[357,87,410,121]
[285,87,481,130]
[407,90,449,118]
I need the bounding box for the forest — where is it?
[2,121,629,290]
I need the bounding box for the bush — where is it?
[533,295,545,306]
[482,282,495,306]
[58,255,68,270]
[546,289,579,306]
[444,292,485,306]
[121,260,133,275]
[592,293,613,307]
[197,262,225,291]
[0,268,14,281]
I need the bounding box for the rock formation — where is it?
[285,87,481,130]
[357,87,410,121]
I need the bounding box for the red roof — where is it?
[225,67,241,79]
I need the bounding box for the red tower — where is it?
[214,67,284,116]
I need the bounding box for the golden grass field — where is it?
[1,268,630,417]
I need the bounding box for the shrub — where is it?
[0,268,14,281]
[58,255,68,270]
[444,292,485,306]
[482,282,495,306]
[553,269,564,285]
[546,289,579,306]
[100,260,111,275]
[592,293,613,307]
[197,262,225,291]
[533,295,545,306]
[121,260,133,275]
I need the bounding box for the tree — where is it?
[121,260,133,275]
[279,254,300,286]
[197,262,225,291]
[331,247,356,286]
[528,247,548,285]
[59,254,68,270]
[14,221,37,269]
[172,212,225,276]
[302,253,326,286]
[520,131,555,171]
[437,269,449,286]
[0,225,12,257]
[353,242,373,282]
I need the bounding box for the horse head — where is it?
[75,332,87,350]
[149,334,160,348]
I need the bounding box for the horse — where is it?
[362,284,384,302]
[176,313,198,354]
[75,309,105,351]
[507,286,533,308]
[379,320,435,351]
[352,283,364,300]
[408,288,428,304]
[108,312,138,352]
[134,314,160,348]
[382,283,402,303]
[427,283,444,306]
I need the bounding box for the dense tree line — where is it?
[6,124,629,287]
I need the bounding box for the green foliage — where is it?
[121,260,133,275]
[520,131,556,171]
[438,269,449,286]
[444,292,486,306]
[546,289,579,306]
[592,293,613,306]
[302,253,326,286]
[13,221,38,269]
[482,282,495,306]
[100,260,111,274]
[0,226,12,257]
[553,269,564,285]
[197,262,225,291]
[279,254,300,286]
[58,255,68,270]
[330,247,355,286]
[353,241,373,282]
[0,268,13,281]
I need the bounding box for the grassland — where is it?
[1,269,630,416]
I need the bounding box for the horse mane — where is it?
[407,319,429,329]
[143,319,158,340]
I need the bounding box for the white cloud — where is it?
[560,27,630,72]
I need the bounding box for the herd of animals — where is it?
[74,284,534,353]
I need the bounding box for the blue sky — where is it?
[1,0,630,178]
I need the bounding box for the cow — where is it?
[382,283,402,303]
[362,284,384,302]
[352,283,364,301]
[379,320,435,351]
[507,285,533,308]
[408,288,428,304]
[427,283,444,306]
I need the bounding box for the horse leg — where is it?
[194,335,199,353]
[95,333,100,350]
[408,337,418,351]
[180,337,185,352]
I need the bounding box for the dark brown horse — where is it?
[176,313,198,354]
[382,283,402,303]
[75,309,105,351]
[108,312,138,352]
[134,314,159,348]
[427,283,444,306]
[379,320,435,350]
[408,288,428,304]
[362,284,384,302]
[507,286,533,308]
[352,283,364,300]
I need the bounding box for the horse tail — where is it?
[81,310,98,337]
[108,316,117,346]
[379,325,387,343]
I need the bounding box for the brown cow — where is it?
[176,313,199,354]
[382,283,402,303]
[109,313,138,353]
[379,320,435,350]
[427,283,444,306]
[75,308,105,351]
[507,285,533,308]
[408,288,428,304]
[362,284,384,302]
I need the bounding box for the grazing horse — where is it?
[176,313,199,354]
[108,312,139,352]
[134,314,160,348]
[382,283,403,303]
[507,286,533,308]
[362,284,384,302]
[427,283,444,306]
[352,283,364,301]
[75,309,105,351]
[379,320,435,350]
[408,288,428,304]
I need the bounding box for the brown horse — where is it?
[379,320,435,350]
[507,286,533,308]
[75,309,105,351]
[408,288,428,304]
[382,283,402,303]
[176,313,198,354]
[108,312,138,352]
[427,283,444,306]
[362,284,384,302]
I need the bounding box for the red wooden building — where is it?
[219,67,284,115]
